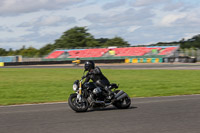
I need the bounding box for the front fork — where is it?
[77,81,83,102]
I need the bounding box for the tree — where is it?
[104,36,130,47]
[0,48,8,56]
[96,38,109,45]
[53,26,100,48]
[17,47,39,57]
[38,44,54,57]
[180,34,200,49]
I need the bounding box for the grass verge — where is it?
[0,68,200,105]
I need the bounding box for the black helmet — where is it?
[84,61,95,71]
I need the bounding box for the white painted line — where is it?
[0,101,67,108]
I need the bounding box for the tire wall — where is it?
[125,58,163,63]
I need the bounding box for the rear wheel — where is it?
[68,93,89,112]
[113,90,131,109]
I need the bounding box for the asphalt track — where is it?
[2,63,200,69]
[0,95,200,133]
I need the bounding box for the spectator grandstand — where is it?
[68,48,108,58]
[158,47,178,55]
[46,51,65,59]
[44,46,178,59]
[114,47,162,56]
[2,46,198,65]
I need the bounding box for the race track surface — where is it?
[0,95,200,133]
[3,63,200,70]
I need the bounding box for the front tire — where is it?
[68,93,89,112]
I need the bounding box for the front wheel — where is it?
[68,93,89,112]
[113,90,131,109]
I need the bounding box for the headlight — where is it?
[73,84,78,91]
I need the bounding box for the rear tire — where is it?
[68,93,89,112]
[113,90,131,109]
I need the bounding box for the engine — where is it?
[93,87,102,95]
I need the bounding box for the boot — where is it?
[105,86,114,99]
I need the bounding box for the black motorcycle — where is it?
[68,76,131,112]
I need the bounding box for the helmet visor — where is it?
[84,64,90,71]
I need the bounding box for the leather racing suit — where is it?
[84,66,110,91]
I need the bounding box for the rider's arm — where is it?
[92,66,102,75]
[84,76,90,83]
[83,72,90,83]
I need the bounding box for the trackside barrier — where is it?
[125,58,130,63]
[4,59,125,66]
[125,58,163,63]
[0,62,4,67]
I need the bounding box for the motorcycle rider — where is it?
[83,60,113,99]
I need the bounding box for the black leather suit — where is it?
[84,66,110,89]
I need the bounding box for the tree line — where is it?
[149,34,200,49]
[0,26,200,57]
[0,27,130,57]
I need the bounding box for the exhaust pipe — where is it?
[115,90,124,98]
[114,90,128,101]
[116,93,128,100]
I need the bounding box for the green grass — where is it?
[0,68,200,105]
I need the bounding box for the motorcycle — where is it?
[68,76,131,112]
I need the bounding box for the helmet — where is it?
[84,61,95,71]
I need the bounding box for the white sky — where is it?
[0,0,200,50]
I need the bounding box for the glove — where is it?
[81,75,86,80]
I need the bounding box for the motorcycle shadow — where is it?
[88,106,137,112]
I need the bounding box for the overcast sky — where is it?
[0,0,200,50]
